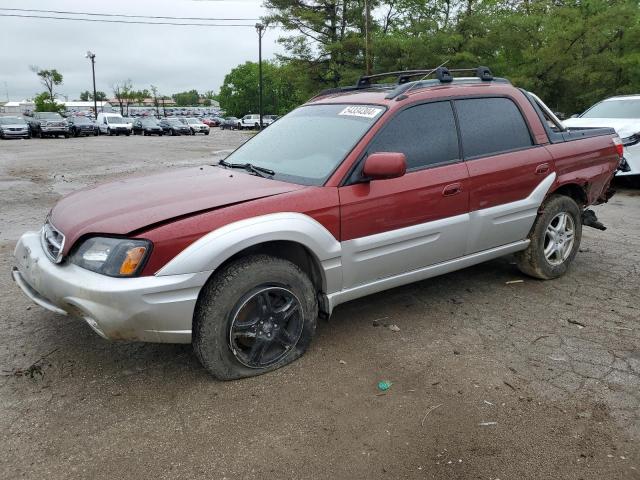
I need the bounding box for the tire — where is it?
[107,128,112,136]
[204,131,209,135]
[515,194,582,280]
[64,133,69,139]
[193,255,318,380]
[125,132,130,136]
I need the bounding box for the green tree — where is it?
[112,80,134,115]
[173,89,200,106]
[31,67,63,103]
[33,91,64,113]
[264,0,640,115]
[79,90,107,102]
[218,61,305,117]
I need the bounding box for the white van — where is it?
[96,113,132,136]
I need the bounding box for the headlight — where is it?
[621,133,640,147]
[70,237,151,277]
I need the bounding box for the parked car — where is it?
[121,117,135,130]
[27,112,69,138]
[132,118,164,136]
[220,117,241,130]
[68,116,98,137]
[181,117,210,135]
[201,118,219,127]
[263,115,279,125]
[12,66,623,380]
[0,116,31,139]
[239,114,261,129]
[158,118,192,136]
[96,113,131,136]
[563,94,639,178]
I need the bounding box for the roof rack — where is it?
[355,66,493,87]
[311,66,508,101]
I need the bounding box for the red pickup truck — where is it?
[12,66,623,379]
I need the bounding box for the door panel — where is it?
[339,162,470,289]
[464,146,555,254]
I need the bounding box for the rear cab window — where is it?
[454,97,533,158]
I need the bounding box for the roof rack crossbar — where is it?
[311,66,498,100]
[357,65,494,88]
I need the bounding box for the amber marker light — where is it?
[119,246,147,276]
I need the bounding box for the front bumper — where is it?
[1,128,29,137]
[12,231,211,343]
[41,126,69,134]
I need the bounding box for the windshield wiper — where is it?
[218,159,275,178]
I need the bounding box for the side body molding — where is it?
[465,172,557,255]
[156,213,343,293]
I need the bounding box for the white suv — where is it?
[564,95,640,177]
[239,114,275,129]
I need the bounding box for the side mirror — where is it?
[363,152,407,180]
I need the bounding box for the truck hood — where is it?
[51,165,305,254]
[563,117,640,139]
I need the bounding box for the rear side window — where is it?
[455,97,533,158]
[367,101,459,170]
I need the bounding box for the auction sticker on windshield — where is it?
[338,106,383,118]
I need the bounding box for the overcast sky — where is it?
[0,0,284,101]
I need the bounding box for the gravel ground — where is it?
[0,132,638,479]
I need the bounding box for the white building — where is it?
[0,100,35,114]
[58,101,113,113]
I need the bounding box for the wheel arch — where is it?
[157,213,343,297]
[549,182,588,207]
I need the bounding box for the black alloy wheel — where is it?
[228,286,304,369]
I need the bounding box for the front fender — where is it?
[156,213,343,293]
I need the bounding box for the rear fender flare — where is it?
[156,213,343,293]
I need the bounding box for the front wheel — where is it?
[515,194,582,280]
[193,255,318,380]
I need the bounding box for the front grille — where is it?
[41,221,65,263]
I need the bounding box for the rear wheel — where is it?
[515,195,582,280]
[193,255,318,380]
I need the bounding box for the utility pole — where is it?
[365,0,372,75]
[85,51,98,119]
[255,23,264,130]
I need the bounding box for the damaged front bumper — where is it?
[12,231,210,344]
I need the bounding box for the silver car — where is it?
[0,116,31,139]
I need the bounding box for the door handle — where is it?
[535,163,550,175]
[442,183,462,196]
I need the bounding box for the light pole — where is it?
[255,23,264,130]
[85,51,98,119]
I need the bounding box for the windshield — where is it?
[223,104,385,186]
[187,118,200,124]
[141,119,159,126]
[73,117,91,124]
[37,112,62,119]
[167,118,183,125]
[0,117,26,125]
[581,99,640,119]
[106,116,125,124]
